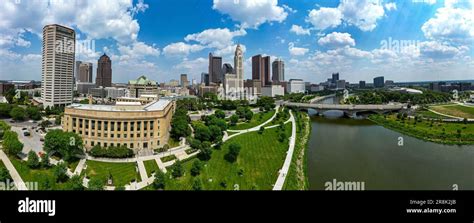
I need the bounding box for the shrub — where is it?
[225,143,241,163]
[190,160,203,176]
[153,171,166,189]
[88,145,134,158]
[27,151,40,169]
[171,160,184,178]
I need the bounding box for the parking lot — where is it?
[3,119,46,155]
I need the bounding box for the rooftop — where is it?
[67,99,171,112]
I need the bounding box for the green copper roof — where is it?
[129,75,157,85]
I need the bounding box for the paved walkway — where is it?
[427,108,474,121]
[137,160,148,182]
[73,159,87,175]
[273,110,296,190]
[0,150,28,190]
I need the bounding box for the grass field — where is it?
[9,156,68,190]
[429,104,474,119]
[370,114,474,145]
[228,110,275,130]
[84,160,140,187]
[167,138,181,148]
[264,107,290,127]
[160,155,177,163]
[416,109,451,119]
[143,160,159,178]
[155,122,292,190]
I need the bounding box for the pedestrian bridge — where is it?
[283,102,405,117]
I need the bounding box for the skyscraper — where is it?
[272,58,284,83]
[332,73,339,84]
[234,44,244,89]
[222,63,234,75]
[208,53,222,84]
[180,74,189,87]
[78,62,93,83]
[252,55,271,87]
[96,54,112,87]
[42,24,75,107]
[374,76,385,88]
[201,72,210,86]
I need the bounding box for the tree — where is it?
[65,175,84,190]
[88,177,105,190]
[2,130,23,156]
[236,107,246,118]
[55,115,62,125]
[230,115,239,126]
[0,166,11,182]
[190,160,203,176]
[44,130,84,162]
[171,160,184,178]
[0,120,11,138]
[278,132,287,142]
[215,109,226,119]
[192,177,202,191]
[53,162,69,183]
[170,118,191,140]
[35,173,55,190]
[26,106,41,120]
[194,124,211,142]
[244,110,253,121]
[153,171,166,189]
[198,143,213,161]
[209,125,223,142]
[9,106,26,121]
[258,126,265,134]
[0,103,12,118]
[40,153,50,168]
[225,143,241,163]
[27,151,40,169]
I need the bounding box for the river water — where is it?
[307,97,474,190]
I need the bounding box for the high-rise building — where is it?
[252,55,271,87]
[209,53,222,84]
[234,44,244,89]
[201,72,210,86]
[78,62,93,83]
[374,76,384,88]
[180,74,189,87]
[41,24,75,107]
[129,75,159,98]
[359,81,366,89]
[96,54,112,87]
[332,73,339,84]
[222,63,234,75]
[272,58,284,83]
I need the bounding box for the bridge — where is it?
[283,102,405,117]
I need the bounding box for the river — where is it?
[307,96,474,190]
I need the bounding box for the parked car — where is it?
[22,127,27,130]
[23,131,30,136]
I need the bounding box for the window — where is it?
[137,121,141,131]
[117,134,120,138]
[104,143,107,147]
[98,121,102,130]
[150,121,154,130]
[143,142,148,149]
[130,143,133,149]
[104,121,108,131]
[130,122,134,131]
[111,134,114,138]
[150,132,153,137]
[124,122,128,131]
[91,141,95,146]
[130,134,134,138]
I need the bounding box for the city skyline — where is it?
[0,0,473,84]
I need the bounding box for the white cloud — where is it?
[290,25,310,35]
[117,41,160,61]
[306,0,386,31]
[338,0,385,32]
[384,2,397,11]
[283,4,297,13]
[185,28,246,49]
[212,0,288,28]
[419,41,467,59]
[163,42,204,57]
[288,42,309,56]
[318,32,356,48]
[306,7,342,30]
[421,2,474,44]
[214,44,246,57]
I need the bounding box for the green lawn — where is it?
[228,110,275,130]
[370,114,474,145]
[0,160,12,183]
[84,160,141,187]
[160,122,292,190]
[67,159,80,172]
[9,156,68,190]
[429,104,474,119]
[264,108,290,127]
[416,109,451,119]
[167,138,181,148]
[144,160,159,178]
[161,155,177,163]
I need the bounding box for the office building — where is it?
[272,59,284,83]
[359,81,366,89]
[288,79,305,93]
[180,74,189,88]
[252,55,271,87]
[42,24,75,107]
[128,75,159,98]
[209,53,222,84]
[96,54,112,87]
[262,85,285,97]
[332,73,339,84]
[201,72,210,86]
[374,76,385,88]
[62,100,175,152]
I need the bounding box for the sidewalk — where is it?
[0,150,28,190]
[273,110,296,190]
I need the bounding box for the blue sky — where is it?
[0,0,473,84]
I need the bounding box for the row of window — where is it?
[85,140,160,149]
[71,118,159,132]
[73,130,158,138]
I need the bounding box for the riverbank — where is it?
[283,110,311,190]
[369,114,474,145]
